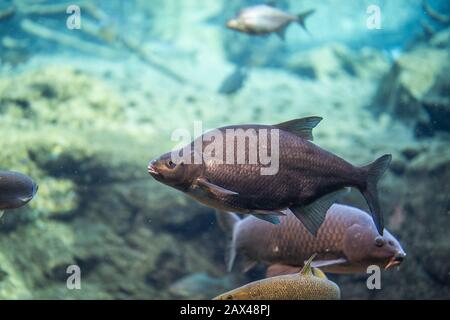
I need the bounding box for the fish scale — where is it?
[280,216,342,261]
[202,126,361,211]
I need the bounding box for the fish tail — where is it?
[359,154,392,235]
[215,210,240,272]
[296,9,315,32]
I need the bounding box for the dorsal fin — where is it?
[273,116,322,141]
[300,253,317,275]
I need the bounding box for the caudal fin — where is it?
[297,9,316,32]
[360,154,392,235]
[215,210,240,272]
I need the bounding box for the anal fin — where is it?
[290,188,349,236]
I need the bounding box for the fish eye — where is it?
[226,295,233,300]
[166,160,176,169]
[375,237,385,247]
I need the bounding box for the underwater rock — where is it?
[169,272,239,299]
[381,141,450,298]
[0,36,30,66]
[286,44,389,80]
[372,44,450,136]
[421,243,450,286]
[0,65,222,299]
[286,45,346,80]
[430,27,450,48]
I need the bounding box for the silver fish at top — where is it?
[226,5,315,39]
[0,171,38,217]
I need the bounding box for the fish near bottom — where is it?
[213,255,340,300]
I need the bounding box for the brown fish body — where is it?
[194,125,363,212]
[148,117,391,235]
[214,256,340,300]
[218,204,406,274]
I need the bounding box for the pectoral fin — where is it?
[252,214,280,225]
[196,177,238,198]
[0,210,4,219]
[273,116,322,141]
[242,258,257,273]
[266,264,301,277]
[310,258,348,268]
[290,188,349,236]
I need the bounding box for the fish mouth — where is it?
[385,252,406,270]
[147,164,159,176]
[19,195,34,204]
[226,20,238,29]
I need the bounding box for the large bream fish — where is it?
[148,116,392,235]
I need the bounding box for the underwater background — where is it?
[0,0,449,299]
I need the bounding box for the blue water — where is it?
[0,0,449,300]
